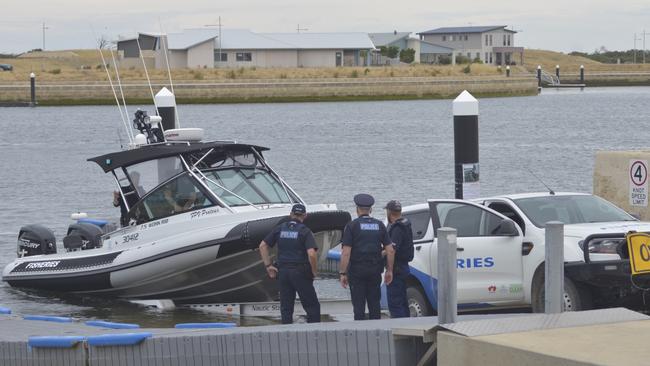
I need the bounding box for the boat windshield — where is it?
[124,157,183,197]
[202,168,293,206]
[514,195,636,228]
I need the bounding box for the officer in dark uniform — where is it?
[339,193,395,320]
[259,204,321,324]
[385,200,414,318]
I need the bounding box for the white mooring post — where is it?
[155,87,178,131]
[436,225,458,324]
[545,221,565,313]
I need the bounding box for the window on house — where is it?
[236,52,252,62]
[489,35,493,46]
[507,34,511,46]
[214,52,227,62]
[489,53,493,63]
[442,35,446,41]
[464,35,468,41]
[485,52,488,63]
[485,34,488,46]
[467,52,471,58]
[476,52,480,60]
[503,34,507,46]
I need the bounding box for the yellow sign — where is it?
[627,233,650,275]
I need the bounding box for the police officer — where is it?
[339,193,395,320]
[385,200,414,318]
[259,204,320,324]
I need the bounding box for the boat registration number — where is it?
[122,233,140,244]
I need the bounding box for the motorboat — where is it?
[2,98,350,305]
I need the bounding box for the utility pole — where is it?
[296,24,308,33]
[41,22,49,50]
[634,33,640,64]
[643,30,650,64]
[205,17,223,64]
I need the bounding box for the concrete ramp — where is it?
[437,308,650,366]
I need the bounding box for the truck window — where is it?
[434,202,505,237]
[487,202,526,234]
[403,210,430,240]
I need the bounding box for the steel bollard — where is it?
[545,221,564,313]
[436,226,458,323]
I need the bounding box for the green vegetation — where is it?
[569,48,650,64]
[380,46,400,59]
[399,48,416,64]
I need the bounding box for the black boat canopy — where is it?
[88,141,270,173]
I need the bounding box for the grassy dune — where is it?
[0,49,502,82]
[522,49,650,73]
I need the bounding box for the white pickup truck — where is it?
[385,192,650,316]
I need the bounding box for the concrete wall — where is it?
[594,150,650,220]
[298,50,337,67]
[168,50,187,69]
[187,40,215,68]
[407,39,421,63]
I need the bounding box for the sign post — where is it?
[629,160,648,207]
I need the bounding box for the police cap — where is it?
[291,204,307,215]
[384,200,402,212]
[353,193,375,208]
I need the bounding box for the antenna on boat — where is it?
[158,18,180,128]
[92,26,133,144]
[526,168,555,195]
[108,40,134,142]
[135,33,160,116]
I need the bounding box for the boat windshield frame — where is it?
[112,144,303,218]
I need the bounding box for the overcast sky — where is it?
[1,0,649,54]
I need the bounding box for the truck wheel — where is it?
[407,286,432,317]
[532,276,593,312]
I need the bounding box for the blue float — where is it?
[87,332,152,346]
[28,336,86,348]
[77,218,108,227]
[174,322,237,329]
[327,248,341,261]
[23,315,73,323]
[0,307,11,315]
[85,320,140,329]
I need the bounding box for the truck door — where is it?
[429,200,525,303]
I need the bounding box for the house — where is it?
[115,32,162,69]
[368,31,454,65]
[117,29,375,69]
[417,25,524,65]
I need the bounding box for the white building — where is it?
[117,29,375,69]
[417,25,524,65]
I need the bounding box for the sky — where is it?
[1,0,650,54]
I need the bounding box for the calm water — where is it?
[1,87,649,325]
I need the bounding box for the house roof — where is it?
[368,32,411,47]
[116,32,163,43]
[419,40,454,53]
[167,29,220,50]
[418,26,514,35]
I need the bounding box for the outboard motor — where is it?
[17,224,57,257]
[63,223,103,252]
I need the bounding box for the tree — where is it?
[399,48,415,63]
[97,35,110,50]
[380,45,400,59]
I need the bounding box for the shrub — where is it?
[364,68,370,75]
[279,73,287,79]
[455,55,470,64]
[472,57,483,64]
[48,68,61,74]
[238,67,245,75]
[333,72,339,78]
[438,55,451,65]
[227,70,236,79]
[193,71,204,80]
[350,70,359,78]
[389,70,394,77]
[463,64,471,74]
[399,48,416,64]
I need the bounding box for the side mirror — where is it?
[494,219,519,236]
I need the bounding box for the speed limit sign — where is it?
[630,160,648,207]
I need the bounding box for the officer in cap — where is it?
[339,193,395,320]
[385,200,414,318]
[259,204,320,324]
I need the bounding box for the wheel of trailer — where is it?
[531,274,593,312]
[407,286,432,317]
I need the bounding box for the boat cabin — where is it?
[89,141,303,225]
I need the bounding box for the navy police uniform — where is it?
[263,204,320,324]
[342,194,392,320]
[385,200,414,318]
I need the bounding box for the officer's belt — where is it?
[350,259,381,264]
[278,262,308,268]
